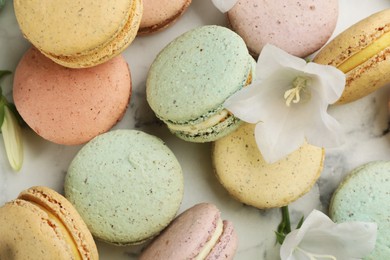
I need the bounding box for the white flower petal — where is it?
[1,106,23,171]
[211,0,238,13]
[304,62,346,104]
[281,210,377,260]
[256,44,307,81]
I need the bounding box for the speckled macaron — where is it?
[138,0,192,35]
[64,129,184,245]
[13,47,131,145]
[0,186,98,260]
[330,161,390,259]
[227,0,338,57]
[146,25,255,142]
[14,0,143,68]
[140,203,238,259]
[212,123,324,209]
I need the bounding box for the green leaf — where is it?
[296,216,305,229]
[275,231,286,244]
[0,70,11,80]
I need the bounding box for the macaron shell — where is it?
[13,47,131,145]
[19,186,98,260]
[330,161,390,259]
[146,25,252,124]
[48,0,143,68]
[212,123,324,209]
[0,200,76,260]
[227,0,338,57]
[139,0,191,35]
[206,220,238,260]
[140,203,221,259]
[14,0,142,68]
[313,9,390,104]
[65,130,184,245]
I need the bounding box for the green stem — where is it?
[281,206,291,233]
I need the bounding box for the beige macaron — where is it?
[138,0,192,35]
[212,123,324,209]
[14,0,142,68]
[314,8,390,104]
[0,186,98,260]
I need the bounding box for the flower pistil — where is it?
[284,76,310,106]
[295,247,336,260]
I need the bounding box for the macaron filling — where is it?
[166,68,253,138]
[337,29,390,73]
[27,201,82,260]
[195,218,224,260]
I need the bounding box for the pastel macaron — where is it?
[13,47,131,145]
[227,0,338,57]
[330,161,390,259]
[65,129,184,245]
[14,0,142,68]
[140,203,238,260]
[212,123,324,209]
[138,0,192,35]
[147,25,255,142]
[314,8,390,104]
[0,186,98,260]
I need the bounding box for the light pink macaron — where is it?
[139,203,238,260]
[138,0,192,35]
[13,47,132,145]
[227,0,338,57]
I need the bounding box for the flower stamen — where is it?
[284,76,308,106]
[295,246,337,260]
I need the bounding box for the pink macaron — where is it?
[139,203,238,259]
[227,0,338,57]
[13,47,132,145]
[138,0,192,35]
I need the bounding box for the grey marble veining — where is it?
[0,1,390,259]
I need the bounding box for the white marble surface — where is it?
[0,1,390,259]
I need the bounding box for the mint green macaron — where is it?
[330,161,390,259]
[146,25,255,142]
[64,129,183,245]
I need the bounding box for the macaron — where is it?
[314,8,390,104]
[212,123,324,209]
[140,203,238,260]
[329,161,390,259]
[226,0,338,57]
[0,186,98,260]
[146,25,255,143]
[64,129,184,245]
[13,47,131,145]
[138,0,192,35]
[13,0,143,68]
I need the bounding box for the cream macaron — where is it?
[14,0,142,68]
[0,186,98,260]
[212,123,324,209]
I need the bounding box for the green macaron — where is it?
[330,161,390,259]
[64,129,183,245]
[146,25,255,142]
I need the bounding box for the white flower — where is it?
[224,44,346,163]
[280,209,377,260]
[211,0,238,13]
[1,105,23,171]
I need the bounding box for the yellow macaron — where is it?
[212,123,324,209]
[0,186,98,259]
[14,0,142,68]
[314,8,390,104]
